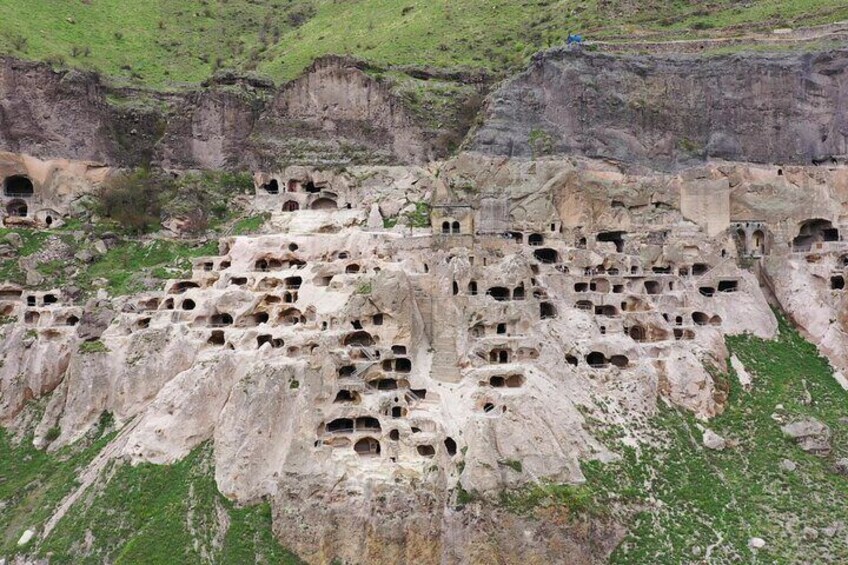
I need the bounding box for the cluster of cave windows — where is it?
[585,351,629,369]
[325,433,454,459]
[488,374,524,388]
[3,174,35,218]
[533,248,559,264]
[698,280,739,297]
[441,220,461,234]
[4,175,33,197]
[322,328,450,460]
[485,285,526,301]
[487,347,538,364]
[596,231,625,253]
[281,197,340,212]
[734,224,768,256]
[262,178,326,195]
[500,232,545,245]
[261,179,280,194]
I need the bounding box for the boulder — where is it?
[25,269,44,286]
[17,529,35,546]
[748,537,766,550]
[4,232,22,248]
[835,458,848,475]
[702,429,726,451]
[780,418,831,455]
[76,299,115,341]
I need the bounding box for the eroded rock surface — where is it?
[0,56,439,169]
[472,48,847,168]
[1,42,848,564]
[0,154,799,562]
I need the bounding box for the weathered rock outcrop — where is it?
[472,48,848,169]
[1,153,794,563]
[0,59,114,163]
[0,56,437,169]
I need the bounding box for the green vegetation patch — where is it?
[3,0,845,88]
[232,212,271,235]
[97,169,253,235]
[78,239,218,297]
[78,340,109,354]
[499,482,596,516]
[573,314,848,562]
[529,128,555,159]
[405,201,430,228]
[0,228,51,284]
[0,426,114,556]
[41,444,301,564]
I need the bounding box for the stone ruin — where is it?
[0,152,109,229]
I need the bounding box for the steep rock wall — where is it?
[0,56,432,169]
[472,48,848,169]
[0,58,114,163]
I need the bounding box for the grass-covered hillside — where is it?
[501,314,848,562]
[0,0,845,87]
[0,428,300,563]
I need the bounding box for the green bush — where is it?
[498,482,595,515]
[287,4,317,27]
[79,340,110,354]
[528,128,554,158]
[97,170,164,234]
[500,459,523,473]
[44,427,61,442]
[405,202,430,228]
[232,213,270,235]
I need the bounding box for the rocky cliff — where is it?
[0,56,441,169]
[472,48,848,169]
[1,42,848,565]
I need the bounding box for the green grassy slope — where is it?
[494,314,848,562]
[0,417,114,557]
[0,434,299,563]
[41,445,300,564]
[0,0,845,87]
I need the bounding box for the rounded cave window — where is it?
[4,175,34,197]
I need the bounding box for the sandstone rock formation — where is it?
[0,56,453,170]
[0,152,801,562]
[472,48,848,169]
[1,40,848,563]
[781,418,832,455]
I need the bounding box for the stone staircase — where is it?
[410,275,461,383]
[430,331,461,383]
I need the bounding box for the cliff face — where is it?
[0,56,432,169]
[265,56,430,164]
[472,48,848,169]
[0,59,114,163]
[5,48,846,172]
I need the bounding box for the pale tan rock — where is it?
[7,151,834,563]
